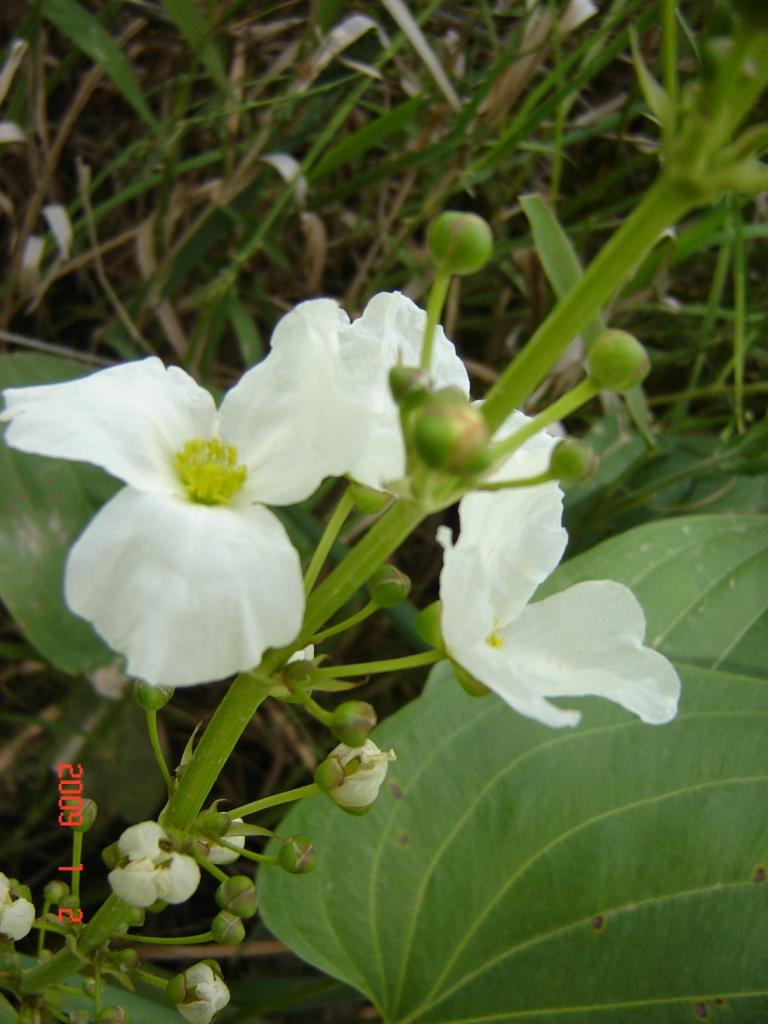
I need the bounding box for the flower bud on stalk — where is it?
[167,961,230,1024]
[427,212,493,276]
[134,681,174,711]
[321,740,396,815]
[549,438,598,484]
[368,564,411,607]
[215,876,258,919]
[587,330,650,392]
[43,880,69,904]
[73,798,98,833]
[414,389,493,475]
[195,809,231,839]
[329,700,377,746]
[389,365,432,415]
[277,835,317,874]
[211,910,245,946]
[95,1007,129,1024]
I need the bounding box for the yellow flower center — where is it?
[485,619,505,649]
[174,438,247,505]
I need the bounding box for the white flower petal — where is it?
[440,480,566,637]
[65,488,304,687]
[155,853,200,904]
[207,819,246,865]
[338,291,470,488]
[1,358,216,495]
[118,821,166,860]
[503,580,681,724]
[489,409,559,482]
[0,897,35,940]
[219,299,370,505]
[329,739,396,808]
[108,863,160,907]
[179,965,230,1024]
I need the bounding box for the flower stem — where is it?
[311,600,378,643]
[314,649,442,679]
[481,176,693,433]
[230,783,320,819]
[491,377,600,459]
[126,931,214,945]
[145,710,173,794]
[303,488,355,594]
[194,856,228,884]
[420,269,451,372]
[70,832,83,902]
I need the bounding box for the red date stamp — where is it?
[56,763,85,925]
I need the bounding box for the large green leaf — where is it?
[260,514,768,1023]
[0,354,119,674]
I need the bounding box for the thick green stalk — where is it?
[481,176,693,432]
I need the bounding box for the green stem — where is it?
[481,470,555,491]
[135,969,168,989]
[492,377,600,458]
[230,783,320,819]
[194,856,228,884]
[420,270,451,372]
[481,176,693,433]
[146,710,173,793]
[126,931,214,945]
[311,601,378,643]
[0,992,17,1023]
[662,0,677,115]
[303,489,355,594]
[70,832,83,903]
[314,650,442,679]
[731,196,746,433]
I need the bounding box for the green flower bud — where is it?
[211,911,245,946]
[283,658,315,693]
[427,211,493,276]
[414,390,493,475]
[134,681,174,711]
[368,564,411,607]
[348,480,391,515]
[95,1007,129,1024]
[43,880,69,905]
[549,438,598,484]
[68,1012,92,1024]
[314,754,346,792]
[414,601,443,650]
[388,365,431,408]
[215,876,258,919]
[453,662,492,698]
[329,700,377,746]
[277,835,317,875]
[124,905,145,928]
[73,798,98,834]
[587,330,650,392]
[196,810,231,839]
[111,948,139,972]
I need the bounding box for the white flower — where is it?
[108,821,200,907]
[176,962,230,1024]
[439,412,681,728]
[0,872,35,940]
[205,818,245,866]
[294,290,469,490]
[1,308,369,686]
[328,739,397,809]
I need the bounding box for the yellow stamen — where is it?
[174,438,247,505]
[486,619,504,649]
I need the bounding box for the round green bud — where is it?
[314,755,345,793]
[44,880,69,905]
[348,480,391,515]
[414,391,493,475]
[427,211,493,276]
[453,662,492,698]
[388,365,431,408]
[68,1012,92,1024]
[196,809,231,839]
[549,438,597,485]
[586,330,650,392]
[329,701,377,747]
[134,681,174,711]
[111,948,139,972]
[215,876,258,919]
[414,601,443,650]
[124,906,145,928]
[211,911,245,946]
[368,564,411,607]
[95,1007,129,1024]
[72,798,98,834]
[277,835,317,875]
